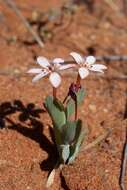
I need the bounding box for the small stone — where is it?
[103,108,108,113]
[13,68,20,74]
[105,137,112,144]
[88,104,96,112]
[32,11,41,22]
[103,22,111,29]
[90,35,96,40]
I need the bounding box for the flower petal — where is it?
[89,64,107,73]
[86,56,96,65]
[27,68,42,74]
[79,67,89,79]
[70,52,84,64]
[32,71,49,82]
[59,64,76,70]
[52,58,64,64]
[49,72,61,88]
[37,56,50,68]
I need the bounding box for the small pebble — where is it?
[103,108,108,113]
[88,104,96,112]
[105,169,109,173]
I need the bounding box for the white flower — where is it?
[27,56,74,88]
[70,52,107,79]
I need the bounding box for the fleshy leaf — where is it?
[59,144,70,164]
[68,120,88,164]
[61,120,80,144]
[46,160,59,188]
[44,96,66,129]
[54,126,63,145]
[46,168,55,188]
[65,88,85,120]
[44,96,66,145]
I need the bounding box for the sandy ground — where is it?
[0,0,127,189]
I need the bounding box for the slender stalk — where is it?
[75,99,77,120]
[63,94,68,104]
[76,73,81,86]
[53,87,57,98]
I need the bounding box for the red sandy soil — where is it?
[0,0,127,190]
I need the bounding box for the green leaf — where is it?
[59,144,70,164]
[61,120,80,144]
[44,96,66,130]
[54,127,62,145]
[68,121,88,164]
[65,88,85,120]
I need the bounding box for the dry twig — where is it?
[63,55,127,64]
[104,0,120,12]
[0,54,127,79]
[123,0,127,15]
[81,129,111,152]
[4,0,44,48]
[119,124,127,190]
[119,92,127,190]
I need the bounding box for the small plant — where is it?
[27,52,107,187]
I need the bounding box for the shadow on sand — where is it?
[0,100,70,189]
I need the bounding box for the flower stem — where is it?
[53,87,57,98]
[75,99,78,120]
[76,73,81,86]
[63,94,68,104]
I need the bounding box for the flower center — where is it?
[84,61,93,69]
